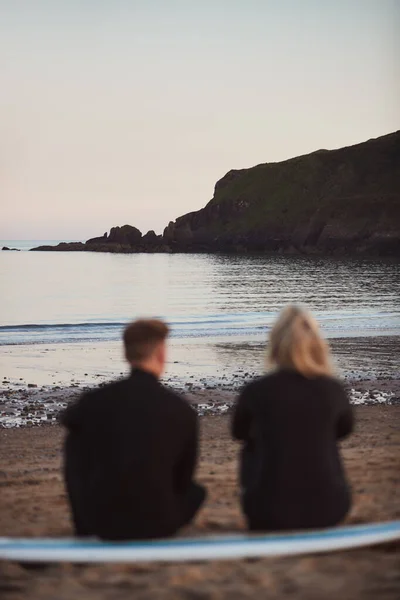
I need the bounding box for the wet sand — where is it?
[1,403,399,599]
[1,335,399,394]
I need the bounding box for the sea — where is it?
[1,240,399,389]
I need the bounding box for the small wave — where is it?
[0,322,126,332]
[0,310,399,346]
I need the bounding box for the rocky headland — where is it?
[31,131,400,256]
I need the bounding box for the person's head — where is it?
[267,305,334,378]
[123,319,169,378]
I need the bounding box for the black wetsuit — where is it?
[61,368,205,540]
[232,369,353,531]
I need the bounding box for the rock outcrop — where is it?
[32,242,86,252]
[165,131,400,255]
[32,226,167,253]
[31,131,400,256]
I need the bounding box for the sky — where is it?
[1,0,399,240]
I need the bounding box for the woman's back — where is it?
[232,369,353,531]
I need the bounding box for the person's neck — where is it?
[131,361,161,379]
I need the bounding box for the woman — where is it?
[232,305,353,531]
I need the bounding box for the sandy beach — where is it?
[1,389,399,599]
[1,330,399,600]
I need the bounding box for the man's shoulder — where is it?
[160,385,196,416]
[161,384,191,405]
[79,377,129,402]
[61,379,127,427]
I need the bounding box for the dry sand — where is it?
[1,403,399,600]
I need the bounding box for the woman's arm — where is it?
[335,383,354,440]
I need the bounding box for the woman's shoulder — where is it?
[239,375,266,399]
[241,371,346,391]
[313,374,347,391]
[241,371,281,394]
[263,369,346,390]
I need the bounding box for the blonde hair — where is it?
[268,305,334,378]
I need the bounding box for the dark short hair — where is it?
[123,319,169,362]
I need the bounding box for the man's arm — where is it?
[231,384,253,441]
[174,408,199,494]
[59,392,89,430]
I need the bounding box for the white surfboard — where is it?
[0,521,399,563]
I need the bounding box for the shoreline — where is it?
[27,245,400,257]
[1,334,399,381]
[1,376,399,429]
[1,334,399,428]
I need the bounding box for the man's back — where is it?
[62,368,200,540]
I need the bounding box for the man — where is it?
[61,319,206,540]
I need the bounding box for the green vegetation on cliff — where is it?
[169,131,400,254]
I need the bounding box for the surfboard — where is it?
[0,521,399,563]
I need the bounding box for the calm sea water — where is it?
[0,246,399,386]
[1,246,399,343]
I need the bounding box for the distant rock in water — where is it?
[30,131,400,256]
[32,242,86,252]
[31,226,167,253]
[2,246,20,251]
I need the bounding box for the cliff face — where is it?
[165,131,400,255]
[30,131,400,255]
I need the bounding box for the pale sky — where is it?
[1,0,399,239]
